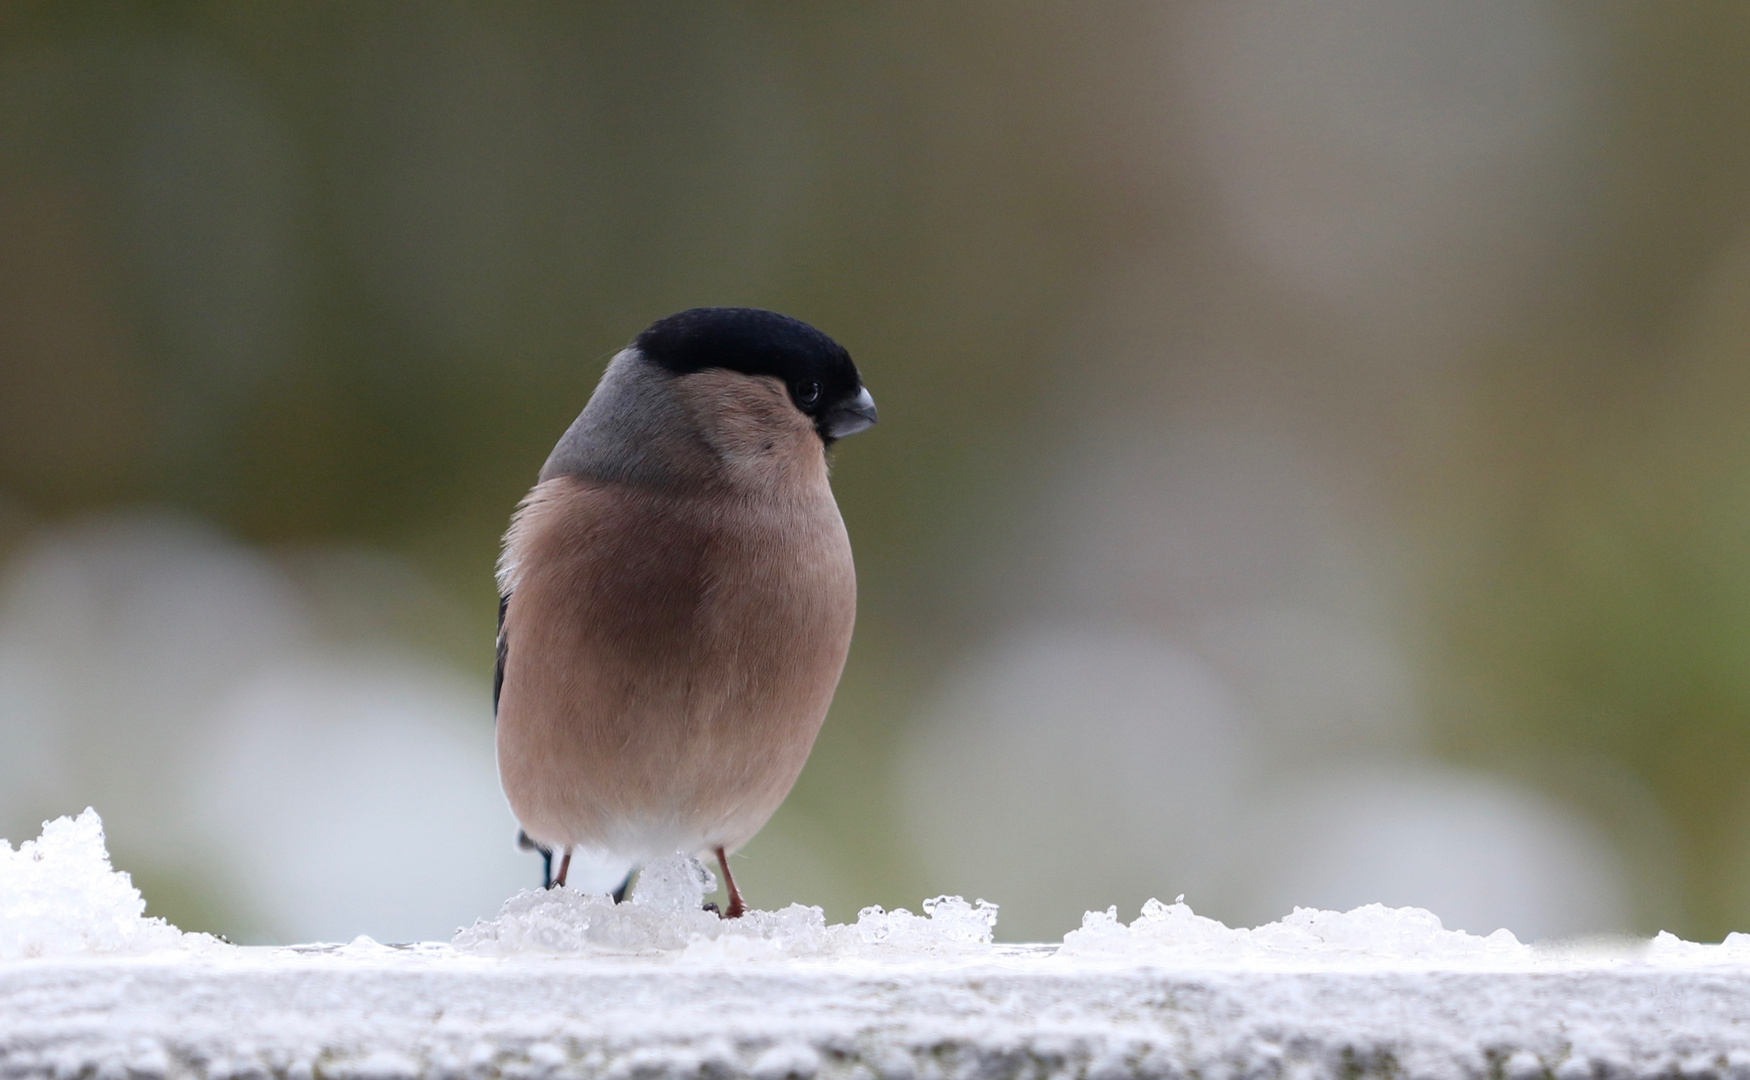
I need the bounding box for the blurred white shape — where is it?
[1049,424,1387,625]
[0,512,544,942]
[1224,762,1629,941]
[193,654,545,944]
[0,515,309,864]
[999,412,1629,940]
[897,625,1251,941]
[1188,605,1421,761]
[1045,422,1421,744]
[1174,1,1594,329]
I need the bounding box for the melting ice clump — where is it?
[455,852,999,960]
[1062,896,1530,968]
[0,809,190,959]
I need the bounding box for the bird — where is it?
[494,307,876,917]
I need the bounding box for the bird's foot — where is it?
[714,846,746,919]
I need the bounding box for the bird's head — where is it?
[633,308,877,447]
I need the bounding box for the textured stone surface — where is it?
[5,950,1750,1080]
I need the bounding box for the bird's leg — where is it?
[518,830,555,890]
[554,847,572,889]
[714,846,744,919]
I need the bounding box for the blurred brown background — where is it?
[4,3,1750,944]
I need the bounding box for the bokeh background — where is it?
[3,3,1750,944]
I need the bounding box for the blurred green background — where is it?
[5,3,1750,944]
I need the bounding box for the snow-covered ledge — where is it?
[7,813,1750,1080]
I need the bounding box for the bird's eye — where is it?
[796,380,822,408]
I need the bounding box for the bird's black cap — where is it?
[634,308,871,440]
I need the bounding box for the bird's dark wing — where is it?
[494,592,509,719]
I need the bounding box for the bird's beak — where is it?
[823,386,878,439]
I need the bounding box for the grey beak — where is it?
[823,386,878,439]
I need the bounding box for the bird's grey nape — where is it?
[539,349,709,489]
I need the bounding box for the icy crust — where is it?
[0,810,191,959]
[13,808,1750,973]
[1641,929,1750,965]
[452,852,1536,969]
[454,853,1000,961]
[455,872,1541,970]
[1060,902,1750,971]
[1062,896,1532,969]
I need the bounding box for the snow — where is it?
[0,809,189,959]
[0,516,543,944]
[6,809,1750,1079]
[454,858,998,961]
[1061,896,1531,969]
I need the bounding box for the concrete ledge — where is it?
[6,951,1750,1080]
[8,815,1750,1080]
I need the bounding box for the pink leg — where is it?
[715,847,744,918]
